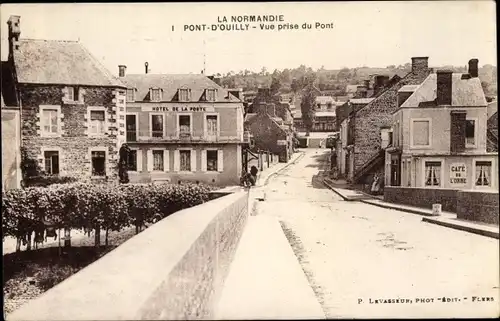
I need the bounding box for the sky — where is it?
[1,2,497,76]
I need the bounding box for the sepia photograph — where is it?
[1,1,498,319]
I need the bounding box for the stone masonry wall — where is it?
[246,113,288,156]
[384,186,458,212]
[20,84,124,181]
[353,68,432,177]
[457,190,499,225]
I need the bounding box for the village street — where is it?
[253,148,499,319]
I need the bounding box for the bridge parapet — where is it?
[8,191,249,320]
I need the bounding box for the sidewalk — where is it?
[215,215,325,320]
[256,152,305,187]
[323,179,499,240]
[247,152,305,216]
[322,178,373,201]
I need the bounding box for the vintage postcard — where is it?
[1,1,499,320]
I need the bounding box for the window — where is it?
[91,151,106,176]
[126,89,135,102]
[179,115,191,135]
[425,161,441,186]
[180,150,191,171]
[206,89,217,101]
[465,119,476,146]
[207,150,218,171]
[89,110,106,135]
[44,151,59,175]
[41,108,59,135]
[128,150,137,171]
[412,120,430,146]
[67,87,75,101]
[179,88,191,102]
[475,161,492,186]
[206,115,218,136]
[152,150,164,171]
[151,89,162,101]
[381,128,390,149]
[151,114,164,138]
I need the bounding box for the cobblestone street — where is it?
[254,149,500,318]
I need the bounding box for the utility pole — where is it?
[203,39,206,75]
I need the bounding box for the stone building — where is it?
[346,57,432,184]
[5,15,127,181]
[385,59,498,190]
[245,102,294,162]
[120,65,248,186]
[335,98,374,177]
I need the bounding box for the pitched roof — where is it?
[400,73,487,108]
[14,39,124,87]
[487,100,498,119]
[355,68,433,115]
[398,85,420,92]
[315,96,335,105]
[122,74,240,102]
[315,111,336,117]
[349,98,375,104]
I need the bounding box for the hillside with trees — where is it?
[219,64,497,97]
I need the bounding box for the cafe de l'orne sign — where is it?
[449,163,467,185]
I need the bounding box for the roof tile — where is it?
[14,39,124,87]
[122,74,241,102]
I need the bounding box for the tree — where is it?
[291,78,300,93]
[301,83,318,136]
[270,76,281,95]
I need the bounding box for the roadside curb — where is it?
[260,152,306,187]
[322,178,370,201]
[360,199,436,217]
[422,217,499,240]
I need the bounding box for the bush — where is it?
[2,182,216,246]
[23,176,79,188]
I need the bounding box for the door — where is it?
[390,155,401,186]
[126,114,137,142]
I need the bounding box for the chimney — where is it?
[363,79,370,89]
[374,75,390,94]
[118,65,127,77]
[145,62,149,74]
[411,57,429,73]
[437,69,453,105]
[468,58,479,78]
[267,103,276,117]
[7,16,21,51]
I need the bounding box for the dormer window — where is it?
[64,86,83,103]
[126,88,135,102]
[179,88,191,102]
[206,89,217,102]
[151,88,162,102]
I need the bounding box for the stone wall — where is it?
[246,113,289,158]
[2,108,22,190]
[457,190,499,225]
[353,67,432,178]
[384,186,458,212]
[19,84,125,180]
[385,187,499,225]
[8,191,249,321]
